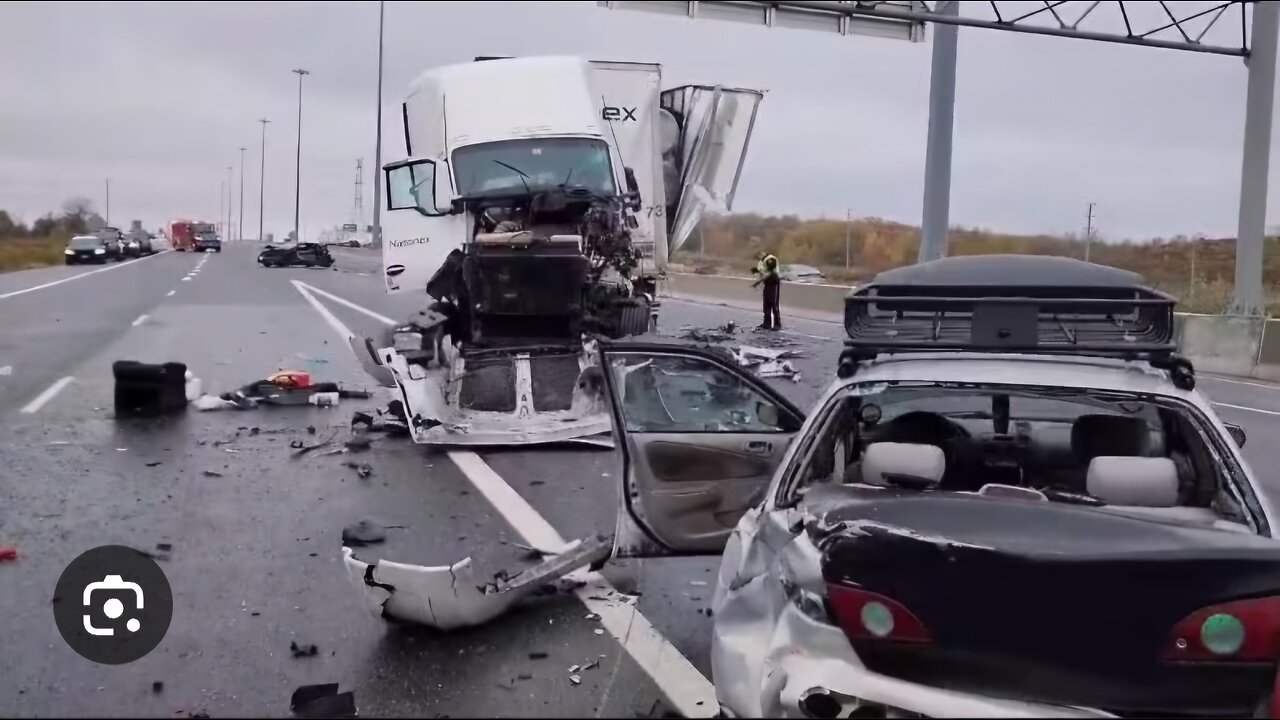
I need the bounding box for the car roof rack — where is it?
[838,255,1195,390]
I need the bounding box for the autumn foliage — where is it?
[675,213,1280,315]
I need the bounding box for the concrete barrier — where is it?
[665,272,1280,382]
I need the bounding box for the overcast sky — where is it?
[0,0,1272,241]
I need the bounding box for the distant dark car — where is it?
[195,232,222,253]
[65,234,122,264]
[258,242,334,268]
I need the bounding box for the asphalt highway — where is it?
[2,243,1279,717]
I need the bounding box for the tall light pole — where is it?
[219,180,225,238]
[371,0,386,248]
[226,165,234,240]
[292,68,310,242]
[105,178,111,226]
[238,146,247,242]
[258,118,270,241]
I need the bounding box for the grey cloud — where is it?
[0,0,1272,242]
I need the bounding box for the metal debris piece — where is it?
[290,641,319,658]
[341,519,388,546]
[569,674,582,685]
[290,683,357,719]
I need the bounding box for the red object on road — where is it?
[0,546,18,562]
[170,220,197,252]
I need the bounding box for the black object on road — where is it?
[341,519,386,546]
[290,683,357,719]
[113,361,189,418]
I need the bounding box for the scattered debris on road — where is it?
[290,683,357,719]
[341,519,394,546]
[343,535,613,631]
[193,370,371,411]
[113,360,194,418]
[676,325,805,381]
[290,640,320,658]
[201,470,224,478]
[344,461,373,479]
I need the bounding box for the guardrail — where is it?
[665,272,1280,382]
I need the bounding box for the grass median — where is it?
[0,234,71,272]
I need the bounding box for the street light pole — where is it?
[219,180,225,239]
[238,146,247,242]
[258,118,270,242]
[292,68,310,242]
[105,178,111,226]
[226,165,233,240]
[371,0,386,248]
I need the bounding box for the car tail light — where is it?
[825,584,931,644]
[1160,596,1280,663]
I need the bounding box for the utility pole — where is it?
[845,208,853,268]
[371,0,386,247]
[918,0,959,263]
[258,118,270,242]
[219,181,225,239]
[238,146,247,242]
[292,68,311,243]
[1084,202,1096,262]
[104,178,111,226]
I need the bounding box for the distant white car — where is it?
[780,263,826,284]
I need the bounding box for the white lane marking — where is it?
[166,290,176,297]
[131,314,149,327]
[290,280,357,342]
[295,281,397,325]
[1214,401,1280,417]
[449,451,718,717]
[181,277,192,282]
[0,250,173,300]
[1204,375,1280,392]
[0,365,11,376]
[21,376,74,413]
[292,282,717,717]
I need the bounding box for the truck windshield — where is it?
[452,138,616,199]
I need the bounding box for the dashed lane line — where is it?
[0,250,174,300]
[167,290,176,297]
[21,376,75,414]
[131,314,149,327]
[289,280,719,718]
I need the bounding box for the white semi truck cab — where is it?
[358,55,764,446]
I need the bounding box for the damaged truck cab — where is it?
[358,55,764,446]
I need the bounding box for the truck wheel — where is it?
[617,302,651,338]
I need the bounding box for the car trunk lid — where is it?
[810,490,1280,715]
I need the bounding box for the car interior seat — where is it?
[1086,456,1179,507]
[848,442,946,487]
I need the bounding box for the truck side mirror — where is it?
[623,167,642,211]
[1225,422,1247,448]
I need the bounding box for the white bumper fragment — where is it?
[342,537,613,631]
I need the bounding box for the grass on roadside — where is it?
[0,235,71,272]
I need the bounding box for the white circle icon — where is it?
[104,598,124,619]
[126,618,141,633]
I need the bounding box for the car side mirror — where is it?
[1225,422,1247,448]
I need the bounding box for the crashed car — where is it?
[258,242,334,268]
[347,255,1279,719]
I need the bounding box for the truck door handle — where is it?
[743,440,772,455]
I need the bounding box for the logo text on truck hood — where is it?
[602,106,637,122]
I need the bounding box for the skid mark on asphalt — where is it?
[289,281,719,718]
[0,250,174,300]
[21,376,74,413]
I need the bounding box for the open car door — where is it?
[599,342,805,558]
[660,85,764,255]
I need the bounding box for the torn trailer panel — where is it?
[342,536,613,631]
[812,489,1280,717]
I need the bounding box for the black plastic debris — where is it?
[528,652,549,660]
[345,435,372,453]
[307,425,317,435]
[290,641,319,658]
[152,681,164,694]
[344,461,372,479]
[156,543,173,552]
[146,461,162,468]
[351,411,374,431]
[113,360,188,418]
[201,471,224,478]
[290,683,357,719]
[341,519,387,546]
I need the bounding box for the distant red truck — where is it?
[169,221,215,252]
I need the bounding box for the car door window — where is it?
[613,353,792,434]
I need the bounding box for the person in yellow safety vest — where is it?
[750,250,782,331]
